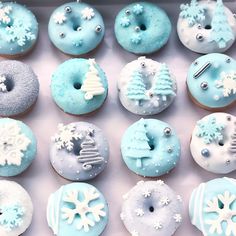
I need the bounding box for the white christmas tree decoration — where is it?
[142,190,151,198]
[173,214,182,223]
[154,221,162,230]
[135,208,144,217]
[0,75,7,92]
[81,59,105,100]
[81,7,95,20]
[159,197,170,206]
[52,123,81,151]
[53,12,66,24]
[204,191,236,235]
[215,71,236,97]
[0,4,12,24]
[0,122,31,166]
[61,188,106,232]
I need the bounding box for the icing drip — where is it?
[77,130,104,171]
[229,122,236,157]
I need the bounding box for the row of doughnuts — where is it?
[0,1,235,57]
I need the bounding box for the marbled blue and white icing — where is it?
[0,118,37,177]
[189,177,236,236]
[121,118,181,177]
[118,57,177,115]
[0,60,39,117]
[177,0,236,54]
[121,180,183,236]
[47,182,109,236]
[187,53,236,110]
[0,180,33,236]
[0,2,38,56]
[114,2,172,54]
[51,58,108,115]
[50,122,109,181]
[48,2,105,55]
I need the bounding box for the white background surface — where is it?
[0,1,236,236]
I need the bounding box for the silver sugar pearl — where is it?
[95,25,102,33]
[65,6,72,13]
[197,24,202,29]
[125,9,131,15]
[59,32,65,38]
[226,160,231,165]
[140,62,145,68]
[196,33,204,41]
[226,58,231,63]
[135,26,140,32]
[164,127,172,136]
[200,81,208,90]
[77,26,82,31]
[233,13,236,19]
[201,148,210,158]
[227,115,231,121]
[167,147,173,153]
[194,61,198,66]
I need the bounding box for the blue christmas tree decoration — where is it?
[153,63,176,101]
[210,0,234,48]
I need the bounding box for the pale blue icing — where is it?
[0,118,37,177]
[121,118,181,177]
[114,2,172,54]
[187,53,236,109]
[47,182,109,236]
[0,2,38,56]
[48,2,105,55]
[50,122,109,181]
[0,60,39,117]
[51,58,108,115]
[189,177,236,236]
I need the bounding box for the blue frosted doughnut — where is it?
[189,177,236,236]
[0,2,38,57]
[0,60,39,117]
[187,53,236,110]
[47,182,109,236]
[0,118,37,177]
[114,2,172,54]
[121,118,181,177]
[51,58,108,115]
[48,2,105,56]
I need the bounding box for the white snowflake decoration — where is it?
[61,188,106,232]
[81,7,95,20]
[6,19,36,47]
[53,12,66,24]
[131,230,139,236]
[0,4,12,24]
[215,71,236,97]
[52,123,81,151]
[204,191,236,236]
[159,197,170,206]
[142,190,151,198]
[0,75,7,92]
[135,208,144,217]
[0,122,31,166]
[173,214,182,223]
[156,180,164,186]
[154,221,162,230]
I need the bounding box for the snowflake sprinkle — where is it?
[120,17,131,28]
[132,4,144,15]
[173,214,182,223]
[52,123,81,151]
[131,230,139,236]
[61,188,106,232]
[159,197,170,206]
[135,208,144,217]
[142,190,151,198]
[53,12,66,24]
[196,116,225,144]
[0,4,12,25]
[0,204,24,231]
[131,34,141,44]
[0,75,7,92]
[81,7,95,20]
[154,221,163,230]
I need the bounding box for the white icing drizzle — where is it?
[229,122,236,157]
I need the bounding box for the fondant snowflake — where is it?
[0,75,7,92]
[154,221,162,230]
[205,191,236,235]
[52,123,81,151]
[196,116,225,144]
[156,180,164,186]
[142,190,151,198]
[0,4,12,24]
[0,204,24,231]
[6,19,36,47]
[53,12,66,24]
[173,214,182,223]
[131,34,141,44]
[120,17,130,27]
[215,71,236,97]
[73,39,83,47]
[132,4,144,15]
[159,197,170,206]
[61,188,106,232]
[135,208,144,217]
[0,122,31,166]
[81,7,95,20]
[180,0,205,26]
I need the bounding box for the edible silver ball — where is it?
[125,9,131,15]
[226,160,231,165]
[226,58,231,63]
[200,81,208,90]
[194,61,198,66]
[233,13,236,19]
[196,33,204,41]
[197,24,202,29]
[227,115,231,121]
[77,26,82,31]
[167,147,173,153]
[164,127,172,136]
[140,62,145,68]
[65,6,72,13]
[135,26,140,32]
[59,32,65,38]
[201,148,210,158]
[95,25,102,33]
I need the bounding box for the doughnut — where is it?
[187,53,236,111]
[121,180,183,236]
[48,2,105,56]
[118,57,177,115]
[189,177,236,236]
[177,0,236,54]
[47,182,109,236]
[0,118,37,177]
[114,2,172,54]
[0,60,39,117]
[0,180,33,236]
[50,121,109,181]
[121,118,181,177]
[51,58,108,115]
[190,113,236,174]
[0,2,38,57]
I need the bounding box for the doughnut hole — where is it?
[4,76,14,92]
[72,140,82,155]
[71,17,81,31]
[218,140,224,146]
[73,82,82,90]
[147,134,156,151]
[149,206,155,213]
